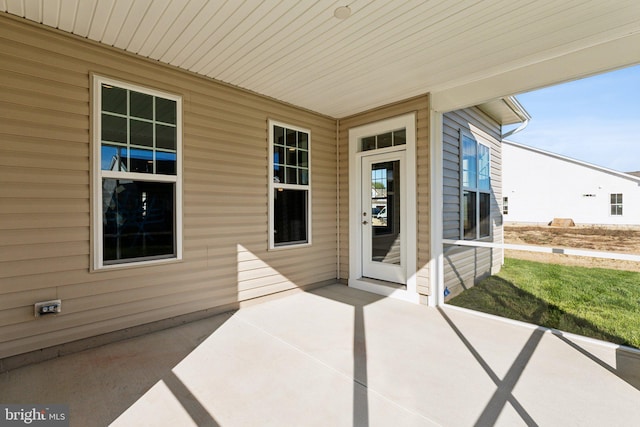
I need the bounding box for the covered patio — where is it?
[2,284,638,426]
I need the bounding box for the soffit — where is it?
[2,0,640,117]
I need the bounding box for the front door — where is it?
[348,113,417,302]
[361,151,405,284]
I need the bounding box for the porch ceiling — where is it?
[3,0,640,117]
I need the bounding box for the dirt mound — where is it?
[504,225,640,272]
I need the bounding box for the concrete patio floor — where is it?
[1,283,639,426]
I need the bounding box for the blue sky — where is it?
[507,64,640,173]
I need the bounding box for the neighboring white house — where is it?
[502,140,640,226]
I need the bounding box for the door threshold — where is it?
[348,278,420,304]
[360,277,406,290]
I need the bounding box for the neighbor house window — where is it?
[610,193,623,216]
[94,76,182,268]
[461,133,491,239]
[269,121,311,248]
[503,197,509,215]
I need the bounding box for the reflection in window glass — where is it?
[479,193,491,237]
[274,189,307,245]
[463,191,477,240]
[130,91,153,120]
[156,98,177,124]
[462,135,477,188]
[97,78,181,268]
[101,145,126,171]
[102,85,126,114]
[271,123,310,247]
[102,179,175,263]
[101,83,178,177]
[478,144,490,190]
[130,119,153,147]
[461,133,491,240]
[361,129,407,151]
[102,114,127,143]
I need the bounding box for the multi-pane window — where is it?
[269,121,311,248]
[361,129,406,151]
[462,134,491,239]
[503,197,509,215]
[94,76,181,267]
[610,193,623,216]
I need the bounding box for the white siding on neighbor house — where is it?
[0,15,337,359]
[503,141,640,226]
[442,107,503,299]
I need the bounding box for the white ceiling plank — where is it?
[175,0,280,73]
[71,0,97,37]
[22,0,41,22]
[136,0,192,57]
[41,0,59,27]
[125,0,171,54]
[2,0,639,117]
[5,0,24,17]
[112,0,153,50]
[194,0,310,76]
[159,0,229,66]
[250,0,470,96]
[58,0,79,32]
[244,0,394,90]
[234,1,346,85]
[101,0,134,45]
[211,1,333,84]
[86,0,115,41]
[146,0,209,60]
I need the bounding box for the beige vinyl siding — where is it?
[0,15,337,359]
[338,95,431,296]
[442,107,503,298]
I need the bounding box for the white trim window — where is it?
[93,76,182,268]
[268,120,311,249]
[461,132,491,239]
[610,193,623,216]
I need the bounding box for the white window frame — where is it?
[92,75,183,270]
[610,193,623,216]
[460,131,492,240]
[268,120,312,250]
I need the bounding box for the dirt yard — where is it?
[504,225,640,272]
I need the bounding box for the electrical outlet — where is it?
[34,300,62,317]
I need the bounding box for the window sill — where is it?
[92,256,183,273]
[269,242,312,251]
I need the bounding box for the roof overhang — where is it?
[2,1,639,118]
[478,97,531,126]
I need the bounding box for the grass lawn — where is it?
[447,258,640,349]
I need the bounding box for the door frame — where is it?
[348,113,418,303]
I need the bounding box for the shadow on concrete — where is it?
[438,307,540,427]
[310,285,386,427]
[446,276,640,393]
[0,312,230,426]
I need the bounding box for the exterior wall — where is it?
[503,141,640,226]
[0,16,337,359]
[338,96,431,297]
[442,107,503,299]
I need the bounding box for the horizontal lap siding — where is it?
[338,96,431,295]
[443,107,503,299]
[0,15,337,358]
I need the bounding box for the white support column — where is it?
[429,110,444,306]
